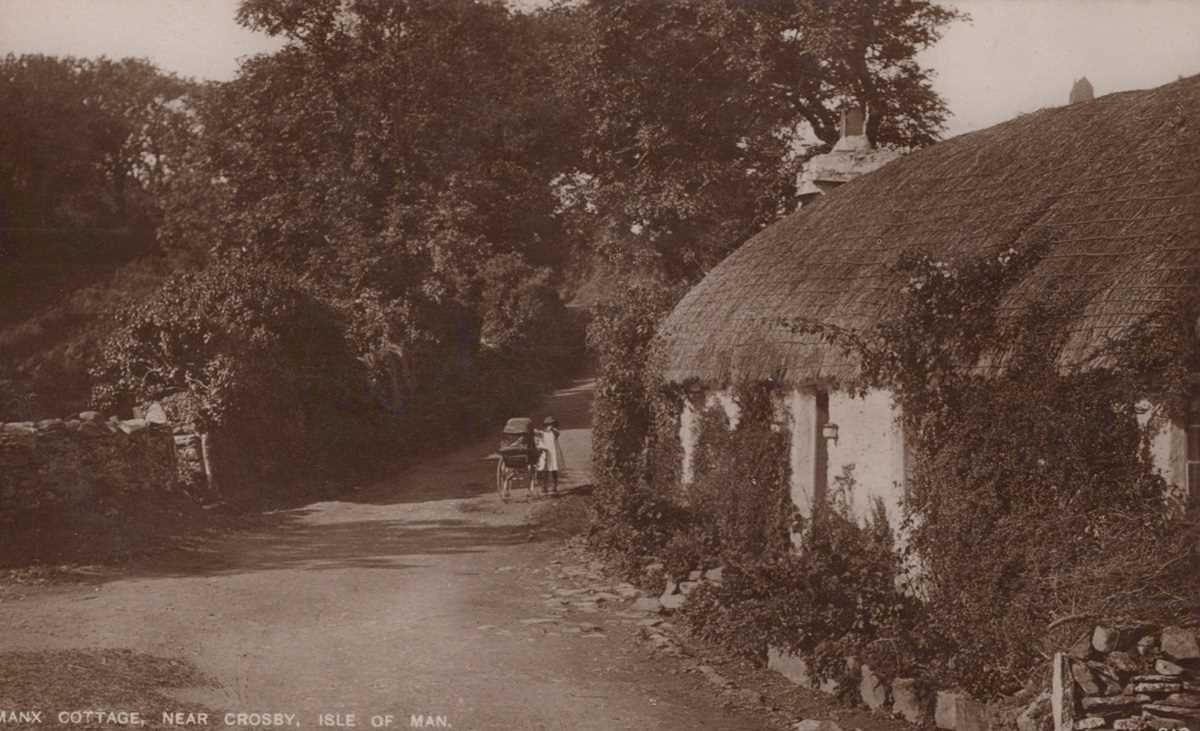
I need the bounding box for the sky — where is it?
[0,0,283,81]
[1,0,1200,138]
[924,0,1200,135]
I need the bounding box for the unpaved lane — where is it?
[1,378,776,730]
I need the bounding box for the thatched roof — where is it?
[660,74,1200,386]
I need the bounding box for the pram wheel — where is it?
[496,458,510,502]
[527,466,542,501]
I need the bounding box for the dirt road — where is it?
[0,377,779,730]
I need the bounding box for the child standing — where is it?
[537,416,566,494]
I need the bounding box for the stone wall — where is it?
[133,396,209,494]
[768,648,946,727]
[1053,624,1200,731]
[768,623,1200,731]
[171,431,207,492]
[0,411,178,515]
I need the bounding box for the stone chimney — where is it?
[1069,77,1094,105]
[796,105,901,207]
[833,107,870,152]
[841,108,865,137]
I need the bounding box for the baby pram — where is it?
[494,417,543,501]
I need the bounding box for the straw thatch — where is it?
[660,74,1200,386]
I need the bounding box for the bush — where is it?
[597,374,925,679]
[903,361,1177,694]
[0,372,36,421]
[93,256,377,490]
[681,494,923,675]
[588,483,695,579]
[689,383,795,562]
[587,278,684,488]
[586,277,687,573]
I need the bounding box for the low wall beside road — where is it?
[0,411,178,515]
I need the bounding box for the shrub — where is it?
[587,278,684,487]
[631,378,924,680]
[644,382,686,496]
[587,483,694,579]
[93,256,376,490]
[681,491,923,674]
[0,372,36,421]
[689,383,795,562]
[586,277,687,573]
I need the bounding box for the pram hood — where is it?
[502,417,534,435]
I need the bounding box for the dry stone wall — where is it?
[769,647,943,726]
[1054,623,1200,731]
[171,432,207,491]
[0,411,178,515]
[769,622,1200,731]
[133,396,209,493]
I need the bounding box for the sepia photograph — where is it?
[1,1,1199,729]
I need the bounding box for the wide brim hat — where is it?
[543,416,557,426]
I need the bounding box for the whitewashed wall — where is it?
[784,389,821,520]
[679,397,700,486]
[826,389,907,535]
[1138,400,1189,511]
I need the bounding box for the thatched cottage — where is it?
[658,75,1200,532]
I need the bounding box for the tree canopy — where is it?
[0,54,198,413]
[5,0,963,444]
[562,0,962,281]
[0,54,194,233]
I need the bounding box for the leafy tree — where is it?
[144,0,591,432]
[0,55,103,229]
[0,53,196,307]
[0,54,194,232]
[0,54,200,414]
[475,253,579,414]
[198,0,582,273]
[560,0,962,281]
[479,254,565,355]
[85,57,197,223]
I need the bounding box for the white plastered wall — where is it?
[1137,399,1188,511]
[678,385,908,538]
[679,396,700,486]
[784,388,821,520]
[824,389,908,538]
